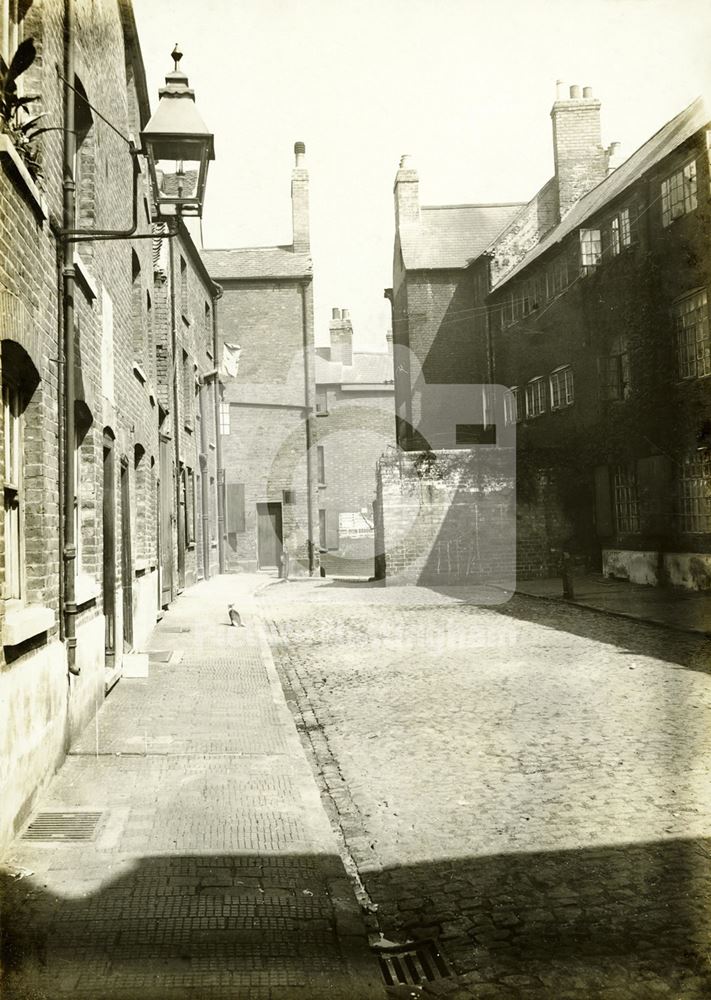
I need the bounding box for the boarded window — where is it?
[225,482,246,533]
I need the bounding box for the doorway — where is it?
[120,458,133,650]
[102,434,116,668]
[257,502,283,569]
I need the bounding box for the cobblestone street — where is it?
[261,578,711,999]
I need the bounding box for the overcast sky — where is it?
[133,0,711,351]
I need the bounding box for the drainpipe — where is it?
[300,279,317,575]
[211,283,225,573]
[198,379,210,579]
[169,236,183,589]
[62,0,79,675]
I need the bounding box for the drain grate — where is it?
[374,939,451,987]
[22,811,103,842]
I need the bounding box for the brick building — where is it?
[201,143,318,576]
[0,1,219,852]
[385,83,711,590]
[314,308,395,576]
[482,94,711,588]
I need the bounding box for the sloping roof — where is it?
[399,203,525,270]
[200,245,311,280]
[315,351,394,386]
[495,96,709,289]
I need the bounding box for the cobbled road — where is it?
[259,578,711,1000]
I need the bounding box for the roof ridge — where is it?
[201,244,298,254]
[421,202,527,211]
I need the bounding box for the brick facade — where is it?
[201,145,318,576]
[0,1,219,853]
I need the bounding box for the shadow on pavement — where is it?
[1,851,381,1000]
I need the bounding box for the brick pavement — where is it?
[260,578,711,999]
[0,574,385,1000]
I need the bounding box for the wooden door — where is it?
[120,459,133,650]
[159,435,173,607]
[102,436,116,666]
[257,502,283,569]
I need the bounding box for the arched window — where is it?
[2,340,40,602]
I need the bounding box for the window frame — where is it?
[504,386,520,426]
[579,228,602,270]
[525,377,546,419]
[549,365,574,410]
[677,450,711,534]
[673,287,710,380]
[661,158,698,227]
[613,464,641,534]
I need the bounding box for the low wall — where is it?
[604,549,711,590]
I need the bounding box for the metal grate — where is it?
[22,811,103,842]
[374,939,451,987]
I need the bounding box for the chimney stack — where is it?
[329,307,353,367]
[550,83,606,221]
[394,154,420,230]
[291,141,310,253]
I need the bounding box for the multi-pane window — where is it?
[599,336,631,400]
[3,380,22,599]
[525,377,546,418]
[673,288,710,379]
[677,451,711,533]
[613,464,640,533]
[609,208,632,257]
[549,366,574,409]
[580,228,602,269]
[504,387,520,426]
[219,401,230,435]
[661,160,697,227]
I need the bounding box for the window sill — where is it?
[0,135,48,221]
[75,574,100,606]
[73,254,99,301]
[3,604,55,646]
[133,363,148,384]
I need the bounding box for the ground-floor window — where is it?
[677,450,711,532]
[613,464,640,533]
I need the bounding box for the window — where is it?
[620,208,632,248]
[580,228,602,269]
[73,77,94,228]
[549,366,574,409]
[219,400,230,435]
[319,509,327,551]
[315,389,328,414]
[525,377,546,418]
[613,464,640,533]
[504,387,519,426]
[521,280,531,317]
[131,251,145,365]
[674,288,710,379]
[599,336,630,400]
[73,402,92,577]
[204,301,211,336]
[661,160,697,227]
[180,256,188,317]
[532,273,546,310]
[317,445,326,486]
[184,467,195,545]
[548,255,569,297]
[182,349,193,427]
[3,380,22,599]
[608,209,632,257]
[1,0,28,66]
[677,451,711,533]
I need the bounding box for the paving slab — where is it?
[1,574,385,1000]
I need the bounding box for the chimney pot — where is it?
[583,86,593,98]
[570,84,581,99]
[399,154,413,169]
[342,308,350,320]
[332,308,341,320]
[294,141,306,167]
[556,79,566,101]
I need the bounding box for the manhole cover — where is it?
[373,939,451,987]
[21,811,103,842]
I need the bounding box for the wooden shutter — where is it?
[225,483,245,533]
[593,465,613,537]
[326,509,340,551]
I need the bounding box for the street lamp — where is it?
[141,45,215,220]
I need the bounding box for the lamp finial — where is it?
[171,44,183,71]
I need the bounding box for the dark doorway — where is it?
[257,502,283,569]
[159,435,174,608]
[120,459,133,650]
[102,434,116,668]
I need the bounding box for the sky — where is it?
[133,0,711,352]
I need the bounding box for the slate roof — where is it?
[200,246,311,280]
[315,351,394,386]
[494,96,709,289]
[399,203,525,270]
